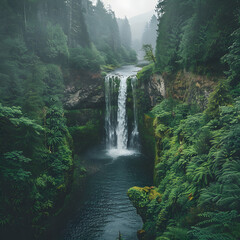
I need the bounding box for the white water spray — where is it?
[105,66,140,158]
[129,77,139,149]
[116,76,128,150]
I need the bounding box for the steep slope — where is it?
[128,1,240,239]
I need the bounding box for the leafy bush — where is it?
[69,44,105,72]
[129,97,240,239]
[44,23,69,62]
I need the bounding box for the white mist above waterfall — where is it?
[105,66,140,158]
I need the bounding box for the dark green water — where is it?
[49,147,152,240]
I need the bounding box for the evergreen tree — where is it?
[142,15,158,50]
[118,17,132,49]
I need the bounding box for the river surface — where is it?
[58,149,153,240]
[50,65,153,240]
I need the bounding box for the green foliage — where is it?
[137,63,155,84]
[0,101,72,235]
[1,151,32,182]
[83,0,137,66]
[129,96,240,239]
[46,106,68,152]
[69,120,101,154]
[142,15,158,50]
[142,44,156,63]
[189,211,240,240]
[118,17,132,49]
[161,226,188,240]
[69,44,104,72]
[44,23,69,62]
[155,0,240,74]
[222,12,240,94]
[0,1,76,235]
[205,80,232,118]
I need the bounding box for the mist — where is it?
[92,0,158,18]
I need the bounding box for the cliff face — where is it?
[63,70,105,154]
[140,70,217,110]
[164,71,217,110]
[64,71,105,110]
[132,67,221,240]
[127,186,162,240]
[147,74,166,107]
[137,68,217,161]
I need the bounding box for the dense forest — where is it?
[1,0,240,239]
[142,15,158,50]
[0,0,136,238]
[129,0,240,239]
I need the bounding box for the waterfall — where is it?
[105,76,117,149]
[116,76,128,150]
[129,77,139,149]
[105,67,140,157]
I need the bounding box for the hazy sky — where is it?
[92,0,158,19]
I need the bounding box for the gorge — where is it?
[45,65,153,240]
[0,0,240,240]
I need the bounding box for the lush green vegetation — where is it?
[129,1,240,240]
[1,0,240,239]
[83,0,137,66]
[0,0,136,238]
[155,0,240,75]
[129,93,240,239]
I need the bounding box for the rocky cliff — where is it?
[63,70,105,154]
[64,71,105,110]
[131,66,221,240]
[138,68,217,111]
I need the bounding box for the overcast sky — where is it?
[92,0,158,19]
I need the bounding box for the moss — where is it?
[128,186,161,208]
[101,64,116,73]
[68,121,101,154]
[65,109,103,127]
[65,108,103,155]
[128,186,162,240]
[137,63,154,84]
[101,71,107,77]
[139,113,156,159]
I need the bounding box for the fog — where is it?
[92,0,158,18]
[91,0,158,59]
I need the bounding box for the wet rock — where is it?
[140,71,216,110]
[148,74,166,106]
[128,186,162,240]
[127,186,161,219]
[137,229,146,240]
[64,71,105,110]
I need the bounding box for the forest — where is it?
[129,0,240,239]
[0,0,136,238]
[0,0,240,240]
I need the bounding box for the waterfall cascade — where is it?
[105,67,140,157]
[129,77,139,150]
[116,76,128,150]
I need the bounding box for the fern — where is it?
[189,211,240,240]
[163,226,189,240]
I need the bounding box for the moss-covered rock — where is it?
[65,109,104,155]
[137,63,155,85]
[128,186,162,240]
[138,113,156,160]
[128,186,161,209]
[68,121,101,154]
